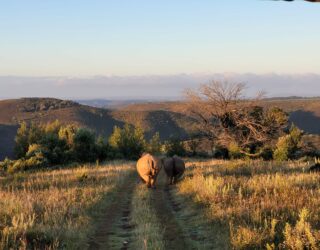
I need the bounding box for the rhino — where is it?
[163,156,185,185]
[136,153,163,188]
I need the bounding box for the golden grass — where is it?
[130,184,165,250]
[176,159,320,249]
[0,161,134,249]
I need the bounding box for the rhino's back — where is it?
[137,153,152,176]
[173,156,185,175]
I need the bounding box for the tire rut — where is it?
[87,171,136,250]
[151,171,190,250]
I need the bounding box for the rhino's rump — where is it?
[164,157,185,178]
[136,153,161,184]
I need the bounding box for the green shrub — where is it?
[109,124,146,160]
[14,122,30,158]
[228,142,243,159]
[7,153,47,174]
[0,158,14,173]
[147,132,162,155]
[274,125,303,161]
[58,124,77,147]
[95,135,110,161]
[72,128,97,162]
[164,137,186,157]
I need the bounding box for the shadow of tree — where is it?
[290,110,320,134]
[0,124,18,160]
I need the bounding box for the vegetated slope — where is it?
[0,98,196,160]
[111,110,197,140]
[121,97,320,134]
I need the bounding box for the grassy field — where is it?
[130,183,165,250]
[174,159,320,249]
[0,161,134,249]
[2,159,320,250]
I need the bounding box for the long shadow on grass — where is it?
[169,185,231,250]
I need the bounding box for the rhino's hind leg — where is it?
[142,175,151,188]
[150,178,157,189]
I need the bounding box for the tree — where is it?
[95,135,110,161]
[273,125,303,161]
[14,122,29,158]
[109,124,146,159]
[165,137,186,157]
[58,124,77,147]
[148,132,162,155]
[40,133,68,164]
[73,128,97,162]
[186,81,288,157]
[185,133,204,156]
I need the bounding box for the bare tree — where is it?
[185,81,288,157]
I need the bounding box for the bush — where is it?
[0,158,14,173]
[274,125,303,161]
[58,124,77,147]
[109,124,146,160]
[95,135,110,161]
[14,122,30,158]
[72,128,97,162]
[7,153,47,174]
[228,142,243,159]
[164,137,186,157]
[40,134,69,164]
[147,132,162,155]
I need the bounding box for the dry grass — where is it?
[130,184,165,250]
[0,161,134,249]
[176,159,320,249]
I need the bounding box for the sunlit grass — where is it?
[0,161,134,249]
[177,159,320,249]
[130,184,165,250]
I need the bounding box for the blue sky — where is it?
[1,1,320,76]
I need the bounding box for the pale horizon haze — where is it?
[1,1,320,98]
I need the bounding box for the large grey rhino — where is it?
[163,156,185,185]
[136,153,163,188]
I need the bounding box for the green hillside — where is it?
[0,98,196,160]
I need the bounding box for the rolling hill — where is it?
[0,98,196,160]
[120,98,320,134]
[1,97,320,160]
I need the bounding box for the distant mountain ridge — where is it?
[1,96,320,160]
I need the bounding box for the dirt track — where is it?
[87,171,136,250]
[151,170,190,250]
[87,167,209,250]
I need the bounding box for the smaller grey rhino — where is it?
[136,153,163,188]
[163,155,185,185]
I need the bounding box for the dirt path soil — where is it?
[87,170,137,250]
[151,170,191,250]
[88,165,221,250]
